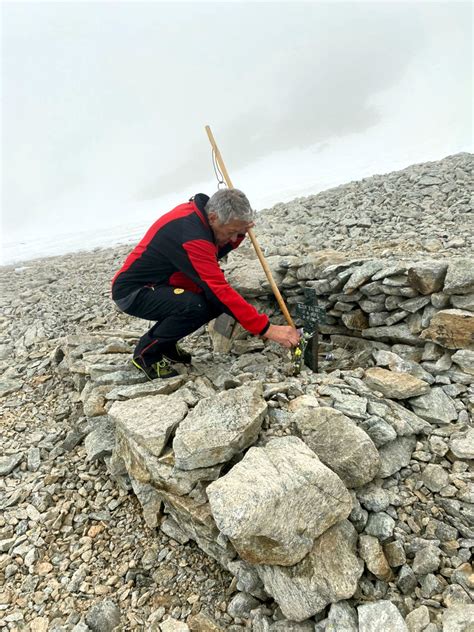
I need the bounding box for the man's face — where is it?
[208,214,254,247]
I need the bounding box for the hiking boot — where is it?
[162,342,192,364]
[132,356,179,380]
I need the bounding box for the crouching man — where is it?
[111,189,300,379]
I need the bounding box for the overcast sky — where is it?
[1,1,472,249]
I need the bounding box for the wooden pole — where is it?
[205,125,296,328]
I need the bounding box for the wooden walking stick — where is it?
[204,125,296,329]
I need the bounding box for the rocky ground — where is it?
[0,152,473,631]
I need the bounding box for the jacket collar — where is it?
[190,193,216,244]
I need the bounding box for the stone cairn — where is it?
[55,244,474,630]
[3,153,468,629]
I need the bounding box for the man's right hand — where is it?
[262,324,301,348]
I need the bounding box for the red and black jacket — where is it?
[111,193,270,336]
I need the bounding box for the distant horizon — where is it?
[2,146,471,268]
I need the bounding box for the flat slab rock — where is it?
[173,382,267,470]
[293,406,380,488]
[421,309,474,350]
[109,394,188,457]
[256,519,363,621]
[364,367,430,399]
[207,436,352,566]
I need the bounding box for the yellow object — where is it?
[173,288,185,294]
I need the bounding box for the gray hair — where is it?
[205,189,255,224]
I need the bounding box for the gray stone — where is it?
[27,447,41,472]
[130,478,163,529]
[328,390,368,419]
[0,379,22,398]
[173,383,266,470]
[109,394,188,458]
[85,599,121,632]
[422,464,449,492]
[105,376,186,400]
[373,349,435,384]
[444,259,474,295]
[228,254,284,296]
[343,260,385,293]
[442,604,474,631]
[257,520,363,621]
[451,350,474,375]
[359,416,397,448]
[451,294,474,311]
[227,592,261,619]
[160,517,190,544]
[364,367,430,399]
[71,623,91,632]
[115,434,221,497]
[407,261,448,295]
[400,296,431,313]
[449,429,474,460]
[412,546,442,575]
[0,537,16,553]
[362,325,421,345]
[409,388,458,424]
[397,564,418,594]
[420,573,444,598]
[383,540,406,567]
[357,482,390,512]
[378,436,417,478]
[269,621,314,632]
[293,406,380,488]
[359,534,393,581]
[84,418,116,462]
[364,511,395,541]
[0,453,23,476]
[227,559,267,600]
[207,436,352,566]
[405,605,430,632]
[159,619,190,632]
[358,600,408,632]
[326,602,358,632]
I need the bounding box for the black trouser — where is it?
[119,286,223,366]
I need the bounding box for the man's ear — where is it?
[207,212,218,226]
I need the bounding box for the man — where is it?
[112,189,300,379]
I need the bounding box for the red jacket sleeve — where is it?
[182,239,269,336]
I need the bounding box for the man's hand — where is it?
[262,324,301,348]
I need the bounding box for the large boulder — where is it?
[293,406,380,488]
[256,520,363,621]
[207,436,352,566]
[364,367,430,399]
[109,394,188,457]
[173,383,267,470]
[420,309,474,350]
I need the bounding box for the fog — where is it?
[1,1,472,264]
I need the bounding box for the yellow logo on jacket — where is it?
[173,288,185,294]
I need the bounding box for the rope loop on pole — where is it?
[211,148,226,189]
